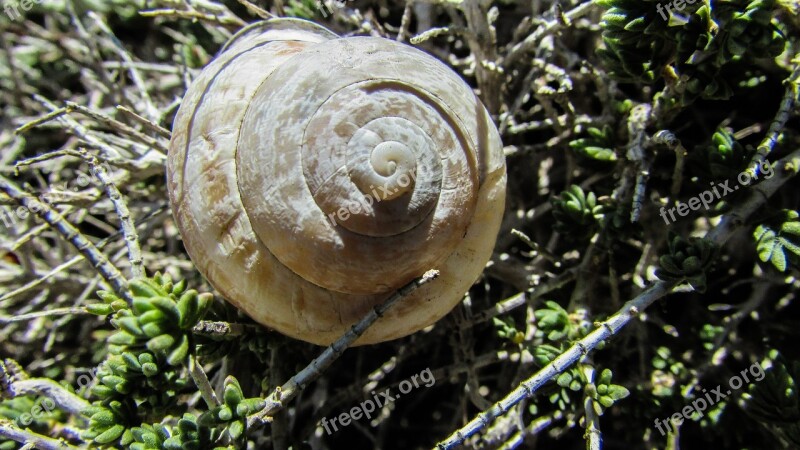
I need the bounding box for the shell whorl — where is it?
[167,18,506,345]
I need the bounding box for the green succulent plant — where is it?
[655,232,718,291]
[586,369,631,415]
[129,423,171,450]
[285,0,323,18]
[742,351,800,445]
[89,274,213,366]
[197,377,266,446]
[597,0,677,83]
[535,301,574,342]
[91,351,189,412]
[83,399,138,445]
[753,209,800,272]
[569,126,619,162]
[599,0,786,105]
[126,414,234,450]
[81,273,215,447]
[551,185,606,239]
[688,128,753,182]
[493,316,526,344]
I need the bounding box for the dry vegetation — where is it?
[0,0,799,449]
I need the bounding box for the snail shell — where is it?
[167,18,506,345]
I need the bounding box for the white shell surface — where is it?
[168,19,506,345]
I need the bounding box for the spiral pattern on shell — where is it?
[167,18,506,345]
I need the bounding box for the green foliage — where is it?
[597,0,674,84]
[532,344,562,367]
[689,128,753,181]
[753,209,800,272]
[126,414,235,450]
[569,126,619,162]
[82,273,214,447]
[534,303,628,415]
[91,352,188,412]
[556,369,585,393]
[599,0,786,104]
[493,316,525,343]
[699,324,725,350]
[14,0,144,20]
[547,365,585,410]
[512,302,610,415]
[198,377,266,446]
[83,399,137,445]
[650,346,690,397]
[90,413,236,450]
[0,396,53,428]
[285,0,323,18]
[89,274,212,366]
[742,351,800,445]
[129,423,170,450]
[535,301,573,341]
[655,232,718,291]
[0,394,68,448]
[587,368,631,414]
[551,185,606,240]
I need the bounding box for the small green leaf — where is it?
[107,332,137,346]
[218,406,233,422]
[177,290,199,329]
[167,335,190,366]
[86,303,114,315]
[142,362,159,377]
[94,424,125,444]
[557,372,573,387]
[90,409,117,426]
[228,420,244,439]
[147,334,176,353]
[129,279,162,298]
[606,385,630,400]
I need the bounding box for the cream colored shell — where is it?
[167,18,506,345]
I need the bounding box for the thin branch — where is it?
[462,0,501,114]
[235,0,273,19]
[79,149,144,278]
[503,0,598,69]
[248,269,439,427]
[14,106,69,134]
[192,320,259,337]
[64,102,168,155]
[188,354,220,408]
[0,205,165,305]
[582,365,602,450]
[116,106,172,140]
[0,371,91,417]
[87,12,160,122]
[747,63,800,172]
[469,270,576,326]
[139,9,246,27]
[0,176,132,304]
[397,0,414,42]
[497,411,564,449]
[0,420,82,450]
[410,26,469,44]
[0,307,87,324]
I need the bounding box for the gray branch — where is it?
[248,269,439,427]
[0,175,133,304]
[0,420,82,450]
